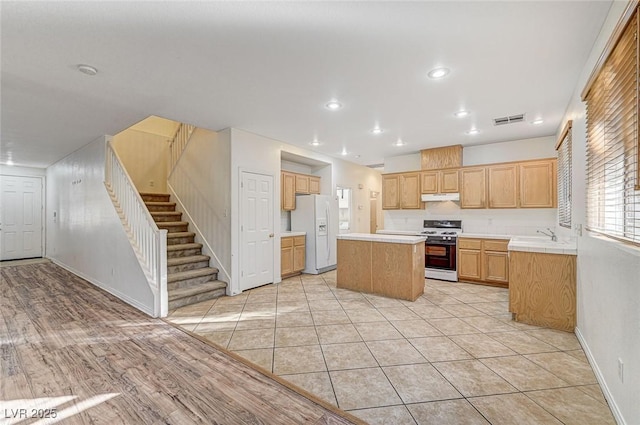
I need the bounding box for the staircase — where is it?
[140,192,226,310]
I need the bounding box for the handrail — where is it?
[104,140,168,317]
[168,123,195,174]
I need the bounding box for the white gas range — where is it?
[419,220,463,282]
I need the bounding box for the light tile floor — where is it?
[167,271,616,425]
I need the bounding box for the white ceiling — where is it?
[1,1,612,169]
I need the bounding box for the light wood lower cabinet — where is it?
[337,239,424,301]
[509,251,576,332]
[281,235,305,278]
[457,238,509,287]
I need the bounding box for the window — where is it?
[583,6,640,245]
[337,187,351,233]
[556,120,573,229]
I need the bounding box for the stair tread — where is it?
[168,280,227,301]
[151,211,182,216]
[167,255,210,266]
[168,267,218,282]
[167,242,202,251]
[157,221,189,226]
[140,192,170,196]
[145,201,176,206]
[167,232,196,239]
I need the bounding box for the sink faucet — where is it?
[537,228,557,241]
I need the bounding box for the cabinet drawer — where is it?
[482,239,509,252]
[458,238,482,250]
[294,236,306,246]
[281,237,293,248]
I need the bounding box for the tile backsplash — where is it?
[383,202,557,236]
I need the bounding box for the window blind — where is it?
[556,121,572,229]
[585,8,640,245]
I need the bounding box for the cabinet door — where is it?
[483,251,509,284]
[400,173,422,209]
[293,244,306,272]
[488,164,518,208]
[460,168,486,209]
[382,175,401,209]
[295,174,310,194]
[519,160,556,208]
[281,172,296,211]
[458,248,482,280]
[309,176,321,194]
[281,239,294,276]
[421,171,438,194]
[440,169,459,193]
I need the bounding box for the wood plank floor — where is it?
[0,262,363,424]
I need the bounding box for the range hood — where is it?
[421,193,460,202]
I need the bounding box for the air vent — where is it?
[493,114,525,126]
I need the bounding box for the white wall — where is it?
[463,136,556,166]
[383,137,558,235]
[229,128,382,295]
[557,3,640,423]
[0,165,46,177]
[168,127,232,285]
[112,129,169,193]
[46,136,155,315]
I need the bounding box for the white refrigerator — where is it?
[291,194,338,274]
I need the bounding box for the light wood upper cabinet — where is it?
[309,176,321,194]
[421,169,459,194]
[383,172,423,210]
[519,160,557,208]
[281,171,321,210]
[400,173,422,209]
[382,174,401,209]
[281,172,296,211]
[460,167,486,209]
[295,174,310,194]
[488,164,518,208]
[440,169,460,193]
[421,145,463,170]
[421,172,439,194]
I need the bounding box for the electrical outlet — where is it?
[575,223,583,237]
[618,358,624,382]
[488,218,493,225]
[149,180,155,187]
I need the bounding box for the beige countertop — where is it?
[338,233,426,244]
[281,231,306,238]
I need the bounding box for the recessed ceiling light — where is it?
[6,159,14,166]
[466,129,480,135]
[532,119,544,125]
[309,139,322,146]
[394,139,406,147]
[371,126,383,135]
[325,100,343,110]
[77,64,98,76]
[454,110,469,118]
[341,148,348,156]
[427,67,450,79]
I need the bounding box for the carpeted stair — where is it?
[140,192,227,310]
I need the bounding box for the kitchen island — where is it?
[337,233,426,301]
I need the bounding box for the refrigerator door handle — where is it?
[326,205,330,260]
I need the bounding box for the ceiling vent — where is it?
[493,114,525,126]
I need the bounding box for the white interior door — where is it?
[240,172,274,291]
[0,175,43,260]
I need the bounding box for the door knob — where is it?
[269,233,274,238]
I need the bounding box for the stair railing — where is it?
[105,139,168,317]
[168,123,195,174]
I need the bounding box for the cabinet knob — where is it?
[269,233,274,238]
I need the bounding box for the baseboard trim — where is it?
[48,257,156,317]
[575,326,625,425]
